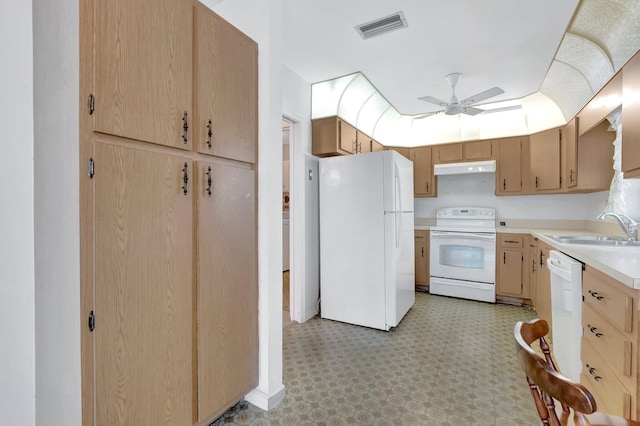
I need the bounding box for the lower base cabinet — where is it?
[496,234,529,300]
[415,230,429,290]
[581,266,638,420]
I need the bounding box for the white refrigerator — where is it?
[319,150,415,331]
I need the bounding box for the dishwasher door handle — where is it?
[546,258,573,281]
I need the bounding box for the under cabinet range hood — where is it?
[433,160,496,176]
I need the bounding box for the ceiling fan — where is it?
[415,73,519,119]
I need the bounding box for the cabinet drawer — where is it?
[583,267,634,334]
[581,338,634,419]
[499,235,523,248]
[414,230,428,243]
[583,303,635,388]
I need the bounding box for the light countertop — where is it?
[415,217,640,289]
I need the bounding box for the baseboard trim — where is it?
[245,384,286,411]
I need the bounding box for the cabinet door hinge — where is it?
[88,94,95,115]
[88,158,95,179]
[88,310,95,332]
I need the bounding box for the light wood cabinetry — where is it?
[534,240,552,333]
[94,143,194,425]
[197,161,257,423]
[578,72,622,137]
[410,146,437,197]
[434,140,493,164]
[371,140,384,152]
[82,2,258,425]
[495,137,525,195]
[528,237,538,306]
[496,234,529,299]
[194,6,257,163]
[93,0,192,149]
[414,230,429,290]
[581,266,638,419]
[356,131,372,154]
[529,128,561,191]
[312,116,358,156]
[623,51,640,178]
[563,118,578,189]
[573,120,615,192]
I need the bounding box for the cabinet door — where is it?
[357,131,372,153]
[94,0,192,149]
[563,118,578,188]
[94,143,193,425]
[195,5,258,163]
[464,140,493,160]
[623,52,640,178]
[536,243,552,334]
[410,146,436,197]
[497,250,523,297]
[371,140,384,152]
[496,137,522,194]
[415,241,427,285]
[530,129,561,190]
[197,161,258,422]
[339,120,357,154]
[435,143,463,163]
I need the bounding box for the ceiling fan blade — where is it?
[479,105,523,114]
[414,111,440,120]
[462,107,484,116]
[460,87,504,105]
[418,95,448,106]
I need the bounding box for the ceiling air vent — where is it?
[356,12,407,40]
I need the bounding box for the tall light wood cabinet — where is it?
[196,161,257,423]
[81,1,258,425]
[414,230,429,290]
[94,143,194,425]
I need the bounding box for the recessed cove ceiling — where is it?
[285,0,640,146]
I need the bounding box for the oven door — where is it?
[430,230,496,284]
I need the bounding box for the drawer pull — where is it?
[587,324,602,338]
[504,240,519,244]
[588,290,604,301]
[586,364,602,381]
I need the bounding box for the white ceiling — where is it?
[282,0,580,116]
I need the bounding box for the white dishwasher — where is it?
[547,250,584,382]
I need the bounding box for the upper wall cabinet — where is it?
[529,128,561,191]
[563,118,578,189]
[93,0,193,149]
[410,146,437,197]
[578,73,622,137]
[312,117,358,156]
[195,5,258,164]
[623,51,640,178]
[573,120,614,192]
[434,140,493,164]
[495,137,525,195]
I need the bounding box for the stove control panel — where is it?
[436,207,496,219]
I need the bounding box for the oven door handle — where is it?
[431,231,496,240]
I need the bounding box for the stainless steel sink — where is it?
[546,235,640,247]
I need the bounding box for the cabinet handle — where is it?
[503,252,506,264]
[532,260,536,273]
[182,163,189,195]
[586,364,602,381]
[426,182,429,192]
[205,166,213,196]
[182,111,189,143]
[535,176,539,189]
[539,250,545,266]
[588,290,604,301]
[570,169,575,183]
[421,247,424,257]
[503,178,506,190]
[587,324,603,338]
[206,119,213,149]
[504,240,519,244]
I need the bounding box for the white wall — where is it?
[0,0,35,424]
[415,173,610,220]
[33,0,82,423]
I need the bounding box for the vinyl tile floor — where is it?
[212,292,541,425]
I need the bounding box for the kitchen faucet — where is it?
[597,212,638,241]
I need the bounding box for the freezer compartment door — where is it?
[385,211,415,328]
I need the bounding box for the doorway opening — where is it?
[282,119,295,329]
